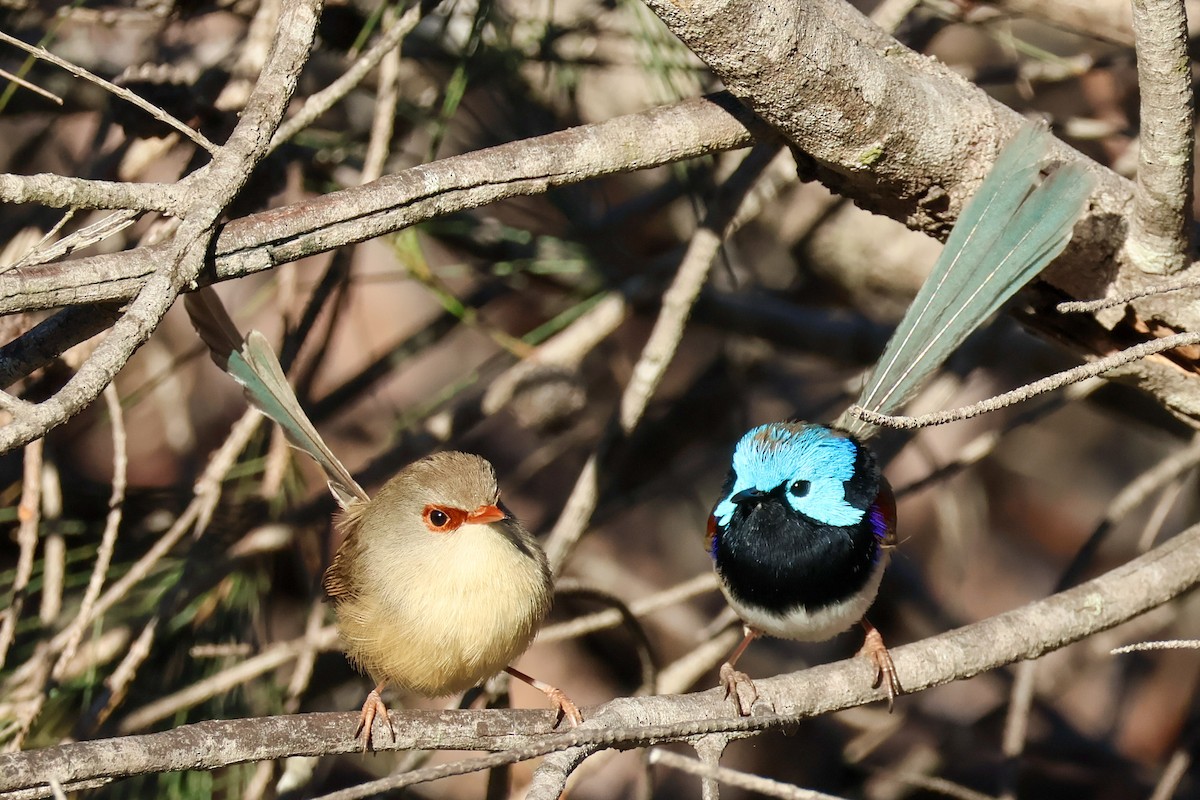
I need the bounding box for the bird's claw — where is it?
[719,661,758,716]
[548,687,584,728]
[354,688,395,752]
[857,626,902,712]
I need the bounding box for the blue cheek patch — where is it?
[714,424,865,528]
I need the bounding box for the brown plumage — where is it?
[324,452,552,697]
[184,287,579,750]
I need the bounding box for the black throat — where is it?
[711,436,885,614]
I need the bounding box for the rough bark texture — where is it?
[642,0,1200,424]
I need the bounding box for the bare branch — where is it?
[0,30,217,154]
[848,332,1200,430]
[1126,0,1194,274]
[0,94,762,315]
[3,519,1199,796]
[270,2,425,150]
[0,0,321,453]
[640,0,1200,421]
[0,174,182,212]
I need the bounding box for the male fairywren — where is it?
[708,122,1096,713]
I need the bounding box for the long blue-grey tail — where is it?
[184,287,369,509]
[836,121,1095,439]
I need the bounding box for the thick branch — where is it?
[0,174,183,213]
[3,519,1199,796]
[640,0,1200,422]
[0,94,762,315]
[1127,0,1194,275]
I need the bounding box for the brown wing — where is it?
[323,502,367,602]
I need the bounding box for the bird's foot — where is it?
[546,686,584,728]
[505,666,583,727]
[719,661,758,716]
[354,687,394,752]
[856,624,902,711]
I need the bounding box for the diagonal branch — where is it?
[0,93,764,316]
[639,0,1200,422]
[0,0,321,454]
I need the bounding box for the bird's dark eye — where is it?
[423,505,464,531]
[789,480,810,498]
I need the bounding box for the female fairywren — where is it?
[708,122,1096,713]
[186,288,580,749]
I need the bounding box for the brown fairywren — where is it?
[185,288,580,749]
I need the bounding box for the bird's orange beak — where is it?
[467,504,506,525]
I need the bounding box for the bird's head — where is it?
[358,451,537,558]
[708,422,882,546]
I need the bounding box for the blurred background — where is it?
[1,0,1198,798]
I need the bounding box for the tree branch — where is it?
[0,94,763,316]
[3,519,1199,797]
[639,0,1200,423]
[0,0,320,453]
[1126,0,1194,274]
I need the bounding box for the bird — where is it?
[184,288,581,749]
[707,121,1096,714]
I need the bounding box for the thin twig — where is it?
[118,626,340,732]
[13,210,142,271]
[36,459,63,625]
[1111,639,1200,653]
[1054,433,1200,594]
[90,617,158,731]
[657,626,743,696]
[998,660,1038,800]
[0,30,216,154]
[360,4,403,185]
[1056,268,1200,313]
[544,143,785,572]
[0,66,62,104]
[1148,744,1193,800]
[270,2,424,150]
[849,332,1200,430]
[0,439,43,670]
[649,749,848,800]
[875,770,998,800]
[53,383,127,681]
[538,573,718,644]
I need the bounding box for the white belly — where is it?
[721,552,887,641]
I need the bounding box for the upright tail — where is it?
[185,287,369,509]
[837,121,1095,439]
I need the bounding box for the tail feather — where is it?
[184,288,369,508]
[837,122,1095,438]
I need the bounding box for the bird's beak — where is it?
[731,488,767,505]
[467,504,506,524]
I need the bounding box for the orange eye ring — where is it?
[422,505,467,532]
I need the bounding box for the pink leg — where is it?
[505,666,583,727]
[354,682,394,752]
[857,619,902,711]
[718,626,761,716]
